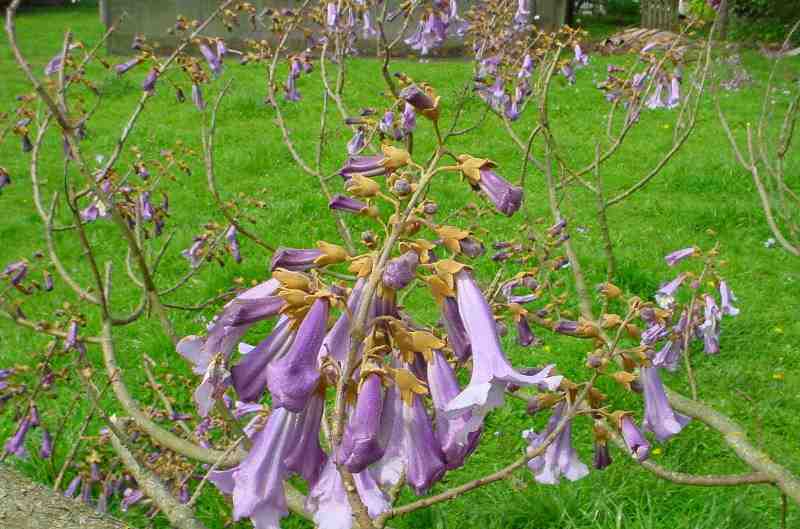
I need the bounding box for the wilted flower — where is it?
[399,84,439,120]
[2,260,28,285]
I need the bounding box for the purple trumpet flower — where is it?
[64,320,79,351]
[501,278,537,305]
[4,417,32,458]
[284,71,301,102]
[191,83,206,110]
[319,279,366,366]
[518,54,534,79]
[337,374,386,473]
[142,68,159,93]
[114,58,141,75]
[210,407,301,529]
[488,77,509,111]
[561,64,576,84]
[428,351,481,469]
[64,476,82,498]
[719,281,739,316]
[81,480,92,505]
[80,200,105,223]
[383,251,419,290]
[655,273,687,309]
[192,354,231,417]
[199,43,222,76]
[399,84,437,116]
[401,103,417,135]
[181,237,208,268]
[347,128,366,155]
[267,298,328,412]
[516,316,537,347]
[217,39,227,58]
[405,12,446,56]
[666,77,681,108]
[402,389,446,494]
[641,365,690,441]
[3,260,28,285]
[646,78,667,109]
[139,191,154,221]
[43,270,54,291]
[444,271,562,443]
[226,225,241,263]
[460,157,523,216]
[574,44,590,67]
[339,153,388,179]
[620,414,651,461]
[121,488,144,511]
[271,247,323,271]
[178,279,283,374]
[97,480,112,513]
[329,194,370,216]
[665,246,696,266]
[44,53,64,76]
[699,294,721,354]
[523,402,589,484]
[653,311,687,371]
[306,459,390,529]
[379,111,401,140]
[284,392,326,483]
[441,297,471,361]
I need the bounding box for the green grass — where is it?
[1,5,800,529]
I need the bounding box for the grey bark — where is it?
[0,464,130,529]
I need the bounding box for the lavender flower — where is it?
[0,167,10,191]
[383,251,419,290]
[401,103,417,135]
[653,311,687,371]
[329,194,371,216]
[619,414,651,461]
[641,365,690,441]
[142,68,159,93]
[574,44,589,67]
[319,279,366,366]
[719,281,739,316]
[2,260,28,285]
[401,386,446,494]
[428,351,480,469]
[698,294,721,354]
[444,271,562,443]
[64,476,82,498]
[4,417,32,458]
[121,488,144,511]
[655,273,687,309]
[561,64,576,84]
[284,71,301,102]
[337,374,386,472]
[306,459,389,529]
[191,83,206,110]
[523,402,589,484]
[457,155,523,216]
[114,58,141,75]
[399,84,439,120]
[666,76,681,108]
[646,78,667,109]
[226,225,241,263]
[347,128,366,155]
[326,2,339,28]
[665,247,696,266]
[518,54,534,79]
[271,247,322,271]
[513,0,531,28]
[266,298,328,412]
[199,43,222,76]
[379,111,401,140]
[441,296,471,361]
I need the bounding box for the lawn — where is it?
[1,4,799,529]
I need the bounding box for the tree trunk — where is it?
[0,465,130,529]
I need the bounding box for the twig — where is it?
[186,436,245,508]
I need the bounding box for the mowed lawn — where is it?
[1,5,799,529]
